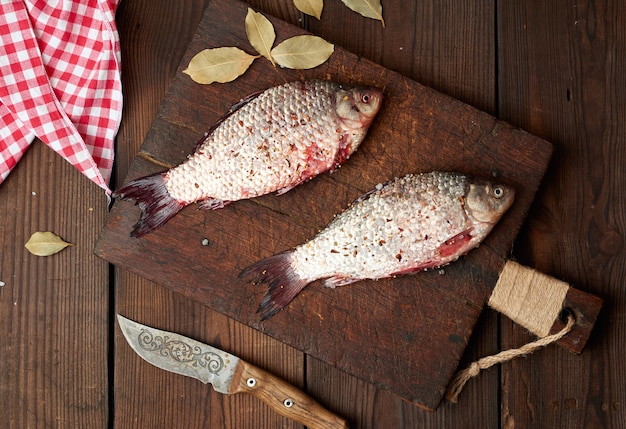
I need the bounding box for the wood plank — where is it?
[115,272,307,428]
[0,140,109,426]
[2,0,617,428]
[498,0,626,427]
[308,0,496,114]
[97,0,554,411]
[307,0,501,425]
[112,1,312,428]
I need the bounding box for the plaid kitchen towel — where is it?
[0,0,122,195]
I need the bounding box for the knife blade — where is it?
[117,314,348,429]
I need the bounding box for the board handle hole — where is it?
[559,307,577,325]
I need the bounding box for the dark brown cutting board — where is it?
[97,0,561,410]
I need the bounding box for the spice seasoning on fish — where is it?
[113,80,383,237]
[241,172,515,320]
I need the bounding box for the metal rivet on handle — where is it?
[246,378,256,387]
[284,398,294,408]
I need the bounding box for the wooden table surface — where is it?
[1,1,624,428]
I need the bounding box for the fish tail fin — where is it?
[240,251,309,321]
[113,172,187,237]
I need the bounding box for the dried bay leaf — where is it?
[184,47,258,84]
[341,0,385,26]
[25,231,72,256]
[245,8,276,65]
[294,0,323,19]
[271,35,334,69]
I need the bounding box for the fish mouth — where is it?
[339,98,382,130]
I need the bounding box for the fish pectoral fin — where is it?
[437,228,474,258]
[275,170,318,195]
[389,262,438,276]
[197,198,231,210]
[323,276,361,288]
[275,183,299,196]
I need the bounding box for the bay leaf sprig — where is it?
[25,231,73,256]
[184,8,334,85]
[184,47,257,84]
[245,9,276,65]
[341,0,385,27]
[293,0,384,27]
[271,35,335,69]
[294,0,323,19]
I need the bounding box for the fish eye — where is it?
[361,93,371,103]
[493,186,504,199]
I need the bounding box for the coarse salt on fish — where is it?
[241,171,515,320]
[113,80,383,237]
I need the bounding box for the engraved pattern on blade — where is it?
[117,315,240,394]
[137,329,225,373]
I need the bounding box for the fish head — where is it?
[333,85,383,159]
[464,179,515,225]
[334,85,383,129]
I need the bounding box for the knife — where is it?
[117,315,348,429]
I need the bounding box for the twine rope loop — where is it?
[445,313,575,403]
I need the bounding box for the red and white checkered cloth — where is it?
[0,0,122,195]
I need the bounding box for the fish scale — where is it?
[295,174,471,283]
[241,171,515,320]
[168,82,340,201]
[113,80,382,237]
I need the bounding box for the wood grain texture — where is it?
[113,1,309,428]
[0,141,109,427]
[498,0,625,427]
[307,1,502,426]
[229,359,349,429]
[98,0,554,412]
[308,0,496,114]
[115,279,306,428]
[2,0,620,427]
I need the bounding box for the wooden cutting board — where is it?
[96,0,600,410]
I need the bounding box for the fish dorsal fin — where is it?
[192,89,264,153]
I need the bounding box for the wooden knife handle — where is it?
[489,261,602,354]
[230,359,349,429]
